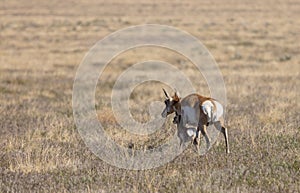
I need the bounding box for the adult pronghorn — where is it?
[161,88,230,154]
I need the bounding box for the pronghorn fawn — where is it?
[161,88,230,154]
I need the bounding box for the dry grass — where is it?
[1,0,299,192]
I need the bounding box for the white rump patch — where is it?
[202,100,224,123]
[202,100,214,122]
[212,100,223,120]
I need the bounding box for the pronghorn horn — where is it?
[162,88,170,99]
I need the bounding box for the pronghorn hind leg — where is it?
[191,127,201,153]
[214,121,230,154]
[221,126,230,154]
[201,124,211,151]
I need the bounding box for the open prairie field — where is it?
[0,0,299,192]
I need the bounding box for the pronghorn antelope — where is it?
[161,88,230,154]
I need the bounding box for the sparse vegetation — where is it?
[0,0,299,192]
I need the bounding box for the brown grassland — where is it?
[0,0,299,192]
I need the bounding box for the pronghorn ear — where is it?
[162,88,170,99]
[174,88,181,100]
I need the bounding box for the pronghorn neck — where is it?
[173,102,181,116]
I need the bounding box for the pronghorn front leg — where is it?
[192,128,201,152]
[191,126,200,153]
[193,124,211,152]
